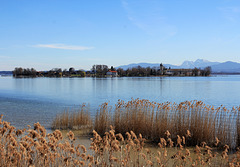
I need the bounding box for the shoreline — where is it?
[9,73,240,78]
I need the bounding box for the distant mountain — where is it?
[116,59,218,70]
[0,71,12,75]
[116,59,240,73]
[179,59,220,69]
[211,61,240,73]
[117,63,178,70]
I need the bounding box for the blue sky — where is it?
[0,0,240,70]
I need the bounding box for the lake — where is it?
[0,75,240,130]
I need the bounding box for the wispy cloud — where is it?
[121,0,177,37]
[0,55,11,59]
[218,6,240,22]
[33,44,94,50]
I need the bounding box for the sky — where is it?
[0,0,240,71]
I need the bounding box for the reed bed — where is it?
[93,99,240,148]
[1,114,240,167]
[237,111,240,147]
[52,99,240,148]
[52,104,92,130]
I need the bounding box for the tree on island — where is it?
[13,67,37,77]
[117,68,125,76]
[203,66,211,76]
[91,65,109,77]
[110,66,116,71]
[69,67,75,74]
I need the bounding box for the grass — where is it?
[52,104,92,131]
[93,99,240,149]
[1,114,240,166]
[52,99,240,148]
[237,111,240,147]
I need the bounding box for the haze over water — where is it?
[0,75,240,129]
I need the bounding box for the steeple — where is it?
[160,63,164,75]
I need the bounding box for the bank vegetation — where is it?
[1,114,240,166]
[52,99,240,149]
[12,64,211,78]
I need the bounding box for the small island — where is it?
[12,64,211,78]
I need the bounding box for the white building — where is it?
[106,70,118,77]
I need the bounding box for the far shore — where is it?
[3,73,240,79]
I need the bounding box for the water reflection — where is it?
[0,76,240,129]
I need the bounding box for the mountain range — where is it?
[0,71,12,75]
[1,59,240,74]
[117,59,240,73]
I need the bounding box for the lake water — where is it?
[0,75,240,130]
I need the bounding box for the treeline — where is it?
[12,67,86,78]
[45,68,86,77]
[13,68,37,77]
[90,64,211,77]
[90,64,157,77]
[116,66,212,77]
[13,65,212,78]
[116,66,157,77]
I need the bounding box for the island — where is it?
[12,64,211,78]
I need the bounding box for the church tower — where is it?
[160,63,164,75]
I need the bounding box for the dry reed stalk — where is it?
[237,107,240,147]
[52,104,92,131]
[93,99,240,148]
[1,114,240,167]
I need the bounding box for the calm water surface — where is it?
[0,75,240,129]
